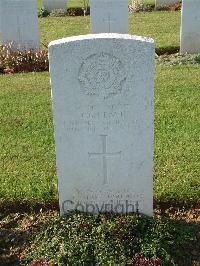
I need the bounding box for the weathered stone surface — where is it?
[155,0,179,7]
[43,0,67,12]
[180,0,200,54]
[49,34,155,216]
[90,0,128,33]
[0,0,39,50]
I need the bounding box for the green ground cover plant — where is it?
[0,66,199,202]
[23,212,197,266]
[0,44,49,74]
[1,203,199,266]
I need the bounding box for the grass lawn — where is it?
[0,66,199,203]
[38,11,181,49]
[23,211,198,265]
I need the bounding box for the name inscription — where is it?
[64,103,148,134]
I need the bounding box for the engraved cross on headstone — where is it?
[88,135,121,185]
[103,13,117,33]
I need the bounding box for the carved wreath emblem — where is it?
[78,53,126,98]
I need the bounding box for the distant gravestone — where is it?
[0,0,39,50]
[180,0,200,54]
[0,2,2,40]
[43,0,67,13]
[155,0,179,7]
[90,0,128,33]
[49,34,155,216]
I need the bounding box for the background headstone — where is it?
[155,0,179,7]
[180,0,200,54]
[43,0,67,13]
[0,1,2,41]
[90,0,128,33]
[1,0,39,50]
[49,34,154,217]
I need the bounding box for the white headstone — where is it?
[49,34,154,217]
[0,0,39,50]
[43,0,67,12]
[90,0,128,34]
[0,1,2,40]
[155,0,179,7]
[180,0,200,54]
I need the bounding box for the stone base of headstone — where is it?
[155,0,179,8]
[180,0,200,54]
[43,0,67,13]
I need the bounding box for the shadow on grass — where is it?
[0,200,58,265]
[0,199,59,216]
[1,198,198,215]
[156,46,180,55]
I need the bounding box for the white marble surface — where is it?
[155,0,179,7]
[0,11,1,39]
[49,34,155,216]
[1,0,39,50]
[180,0,200,54]
[43,0,67,12]
[90,0,128,34]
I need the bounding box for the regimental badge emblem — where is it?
[78,53,126,98]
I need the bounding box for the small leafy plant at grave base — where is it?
[156,53,200,66]
[24,212,197,266]
[155,3,181,11]
[67,7,89,16]
[129,0,153,12]
[0,44,48,74]
[50,9,67,17]
[38,8,87,17]
[38,8,50,17]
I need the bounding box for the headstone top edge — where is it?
[48,34,154,48]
